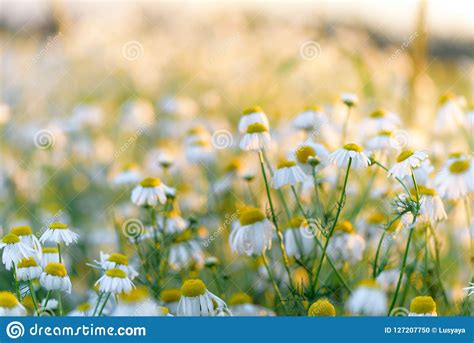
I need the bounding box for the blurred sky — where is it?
[0,0,473,41]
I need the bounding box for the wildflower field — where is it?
[0,1,473,318]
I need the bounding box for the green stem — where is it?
[92,292,104,316]
[28,280,39,313]
[312,165,324,220]
[311,158,352,293]
[373,160,411,196]
[43,290,51,311]
[97,292,111,317]
[373,231,387,279]
[464,197,473,263]
[57,243,62,263]
[261,252,286,311]
[57,290,63,316]
[12,264,21,300]
[262,151,291,220]
[258,150,294,288]
[150,207,158,245]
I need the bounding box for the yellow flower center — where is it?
[304,105,322,112]
[369,109,386,118]
[187,126,207,136]
[308,299,336,316]
[396,149,414,162]
[2,233,20,244]
[243,106,263,115]
[358,278,379,289]
[181,279,206,297]
[246,122,268,134]
[438,92,455,105]
[173,230,193,243]
[107,253,129,266]
[410,296,436,314]
[10,226,33,236]
[296,145,316,164]
[77,303,91,312]
[378,130,392,136]
[225,159,241,172]
[140,177,161,187]
[228,292,253,306]
[448,152,462,159]
[277,160,297,169]
[44,262,68,277]
[17,257,38,268]
[343,143,363,152]
[449,160,470,174]
[367,212,385,225]
[239,207,266,226]
[160,288,182,303]
[120,286,149,302]
[42,247,59,254]
[105,268,127,279]
[49,222,68,230]
[0,291,19,308]
[335,220,354,234]
[289,216,306,229]
[411,185,437,197]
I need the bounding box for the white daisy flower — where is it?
[413,186,447,222]
[0,233,34,270]
[228,292,275,316]
[434,93,465,134]
[16,256,42,281]
[435,157,474,200]
[388,149,428,179]
[238,106,269,133]
[41,247,60,268]
[376,268,401,292]
[293,105,326,132]
[9,225,42,256]
[229,208,274,256]
[95,268,134,294]
[157,211,187,234]
[40,222,79,246]
[240,122,271,151]
[131,177,172,206]
[329,143,370,170]
[159,288,182,315]
[177,279,230,316]
[402,160,434,188]
[364,109,401,133]
[346,279,387,316]
[168,231,205,271]
[68,302,93,317]
[409,296,437,316]
[293,142,329,172]
[341,93,358,107]
[94,252,138,280]
[271,160,307,189]
[113,287,160,316]
[463,282,474,296]
[327,221,366,265]
[0,291,26,316]
[40,262,72,293]
[111,164,141,186]
[283,217,315,258]
[365,130,396,153]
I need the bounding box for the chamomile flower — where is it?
[463,282,474,296]
[376,268,402,292]
[229,207,274,256]
[160,288,182,315]
[412,186,447,222]
[240,122,271,151]
[364,109,401,132]
[9,225,41,254]
[365,130,395,153]
[0,291,26,316]
[228,292,274,316]
[238,106,269,133]
[114,286,158,316]
[293,105,326,132]
[346,279,387,316]
[435,157,474,199]
[271,160,307,189]
[41,247,60,268]
[0,233,34,270]
[69,302,93,316]
[284,216,315,258]
[308,299,336,316]
[185,126,215,164]
[387,149,428,179]
[168,230,205,271]
[131,177,172,206]
[111,163,141,186]
[157,211,187,234]
[329,143,370,169]
[434,93,465,134]
[39,222,79,246]
[94,252,138,280]
[95,268,134,295]
[409,296,437,316]
[177,279,230,316]
[40,262,72,293]
[293,142,329,172]
[16,257,42,281]
[341,93,358,107]
[327,221,366,265]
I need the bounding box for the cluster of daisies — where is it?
[1,91,472,317]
